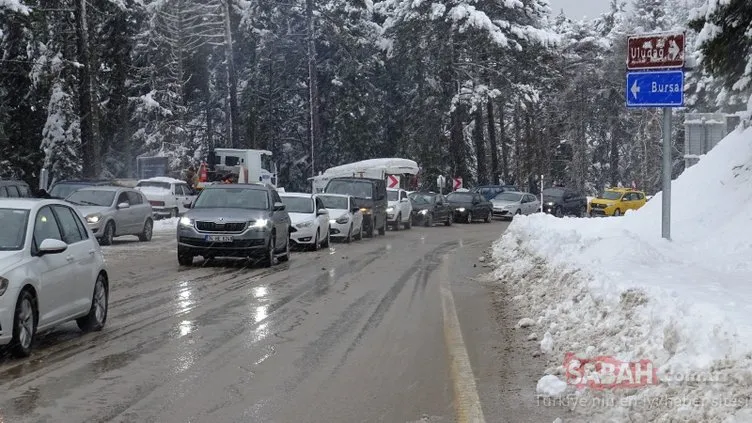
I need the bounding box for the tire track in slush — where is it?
[2,248,389,422]
[332,241,459,375]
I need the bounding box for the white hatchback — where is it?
[0,199,109,357]
[280,193,331,250]
[318,194,363,243]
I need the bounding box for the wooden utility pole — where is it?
[222,0,239,148]
[75,0,98,177]
[306,0,320,177]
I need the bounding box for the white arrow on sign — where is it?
[631,80,640,99]
[668,39,680,60]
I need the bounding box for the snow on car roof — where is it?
[138,176,184,184]
[279,192,313,198]
[314,158,419,179]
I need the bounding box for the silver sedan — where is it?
[66,186,154,245]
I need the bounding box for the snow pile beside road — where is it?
[493,126,752,422]
[154,217,178,233]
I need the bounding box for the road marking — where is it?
[439,256,487,423]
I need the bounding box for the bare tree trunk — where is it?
[450,103,468,181]
[306,0,320,177]
[76,0,98,177]
[222,0,239,148]
[513,104,521,186]
[499,103,509,183]
[609,119,619,187]
[486,99,499,185]
[473,105,487,185]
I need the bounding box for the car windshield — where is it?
[49,183,89,199]
[446,192,474,202]
[281,196,314,213]
[319,195,348,210]
[137,181,171,190]
[193,188,269,210]
[387,190,399,201]
[494,192,523,202]
[326,180,374,199]
[67,190,116,207]
[0,209,29,251]
[543,188,565,198]
[599,191,623,200]
[409,193,435,205]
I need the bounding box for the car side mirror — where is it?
[273,202,286,211]
[317,208,328,216]
[184,202,192,209]
[401,198,409,203]
[38,238,68,256]
[352,207,360,213]
[117,202,130,209]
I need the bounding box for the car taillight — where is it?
[150,201,165,207]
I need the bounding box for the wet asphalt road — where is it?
[0,219,536,423]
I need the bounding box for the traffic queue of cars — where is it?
[0,175,648,358]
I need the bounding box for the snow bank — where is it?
[154,217,178,233]
[493,126,752,421]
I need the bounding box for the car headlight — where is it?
[547,202,554,206]
[456,207,465,212]
[0,277,8,296]
[335,215,349,224]
[252,218,270,228]
[179,216,193,227]
[296,221,313,228]
[419,209,428,215]
[86,214,101,224]
[359,207,371,215]
[386,207,394,213]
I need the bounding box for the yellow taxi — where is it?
[589,187,647,217]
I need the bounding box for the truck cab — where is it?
[209,149,277,186]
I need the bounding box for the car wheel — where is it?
[365,218,375,238]
[177,247,194,266]
[322,230,330,248]
[555,206,563,217]
[515,209,522,217]
[445,212,452,226]
[345,224,353,243]
[77,273,108,332]
[467,211,473,223]
[394,214,401,231]
[425,213,433,227]
[261,235,276,268]
[278,236,291,263]
[138,218,153,242]
[485,210,492,223]
[312,230,320,251]
[170,208,178,218]
[100,221,115,246]
[10,290,36,358]
[613,208,621,217]
[404,215,412,229]
[378,220,386,235]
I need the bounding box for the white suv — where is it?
[135,177,196,219]
[386,188,413,230]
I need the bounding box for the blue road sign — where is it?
[626,70,684,108]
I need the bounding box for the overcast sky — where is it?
[548,0,612,20]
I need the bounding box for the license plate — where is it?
[206,235,233,243]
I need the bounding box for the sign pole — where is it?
[540,175,544,213]
[662,108,672,240]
